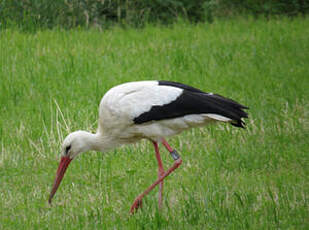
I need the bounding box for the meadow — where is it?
[0,17,308,229]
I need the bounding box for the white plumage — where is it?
[98,81,180,140]
[48,80,248,213]
[98,81,232,142]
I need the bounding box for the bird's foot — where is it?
[130,196,143,214]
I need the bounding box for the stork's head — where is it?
[62,131,94,159]
[48,131,95,204]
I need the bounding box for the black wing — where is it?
[134,81,249,128]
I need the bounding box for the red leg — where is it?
[130,139,182,214]
[162,139,173,152]
[153,141,165,209]
[162,138,181,161]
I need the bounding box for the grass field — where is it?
[0,17,308,229]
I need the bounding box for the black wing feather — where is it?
[134,81,249,128]
[159,80,205,93]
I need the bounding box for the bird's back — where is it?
[98,81,181,123]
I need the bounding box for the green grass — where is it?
[1,17,308,229]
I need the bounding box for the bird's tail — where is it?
[205,93,249,128]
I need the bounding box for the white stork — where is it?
[48,80,248,213]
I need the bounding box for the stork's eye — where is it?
[65,145,71,154]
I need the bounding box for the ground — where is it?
[0,17,308,229]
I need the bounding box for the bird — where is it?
[48,80,248,213]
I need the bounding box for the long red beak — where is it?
[48,156,72,204]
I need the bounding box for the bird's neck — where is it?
[84,131,118,153]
